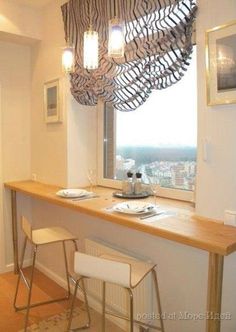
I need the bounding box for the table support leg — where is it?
[11,190,19,274]
[206,253,224,332]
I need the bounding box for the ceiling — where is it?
[14,0,53,8]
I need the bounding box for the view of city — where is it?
[105,48,197,192]
[115,146,196,191]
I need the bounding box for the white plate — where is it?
[56,189,91,198]
[112,201,155,215]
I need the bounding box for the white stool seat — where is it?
[100,254,155,288]
[68,251,165,332]
[32,226,77,245]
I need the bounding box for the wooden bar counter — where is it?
[5,180,236,332]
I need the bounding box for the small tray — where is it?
[113,191,150,199]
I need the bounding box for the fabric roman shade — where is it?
[61,0,197,111]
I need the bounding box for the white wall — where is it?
[0,0,43,271]
[196,0,236,220]
[0,0,42,41]
[195,2,236,330]
[28,1,236,331]
[31,1,68,187]
[67,91,97,188]
[2,0,236,331]
[0,41,32,269]
[31,0,97,188]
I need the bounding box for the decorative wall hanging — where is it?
[206,20,236,106]
[61,0,197,112]
[44,79,62,124]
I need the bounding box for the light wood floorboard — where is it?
[0,268,124,332]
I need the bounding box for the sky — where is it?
[116,48,197,148]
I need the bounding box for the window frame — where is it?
[97,99,195,202]
[97,28,197,202]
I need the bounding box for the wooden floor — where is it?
[0,268,123,332]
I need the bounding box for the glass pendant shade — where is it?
[83,29,99,70]
[62,44,74,73]
[108,18,125,58]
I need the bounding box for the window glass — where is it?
[103,47,197,192]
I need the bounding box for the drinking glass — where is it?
[147,176,158,206]
[87,169,96,192]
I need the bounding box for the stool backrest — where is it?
[21,216,32,241]
[74,252,131,288]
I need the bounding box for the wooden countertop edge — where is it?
[83,210,233,256]
[4,180,236,256]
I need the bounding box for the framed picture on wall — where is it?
[206,20,236,106]
[44,78,62,123]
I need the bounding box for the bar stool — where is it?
[13,216,90,332]
[67,252,165,332]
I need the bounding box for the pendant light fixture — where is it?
[62,43,74,73]
[108,0,124,58]
[84,28,99,70]
[83,0,99,70]
[108,17,124,58]
[62,2,74,74]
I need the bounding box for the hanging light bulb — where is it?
[83,27,99,70]
[108,17,124,58]
[62,43,74,73]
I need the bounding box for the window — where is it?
[98,47,197,201]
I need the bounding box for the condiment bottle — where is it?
[122,171,134,195]
[134,172,142,195]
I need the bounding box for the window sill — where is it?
[97,178,195,204]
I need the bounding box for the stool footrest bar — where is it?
[69,323,90,331]
[14,295,70,311]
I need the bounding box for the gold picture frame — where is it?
[206,20,236,106]
[44,78,62,123]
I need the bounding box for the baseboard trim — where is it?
[2,258,32,274]
[3,263,14,273]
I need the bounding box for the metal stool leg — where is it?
[71,239,91,327]
[13,236,28,310]
[24,245,38,331]
[15,239,75,331]
[152,269,165,332]
[102,282,106,332]
[67,277,91,331]
[67,279,79,331]
[63,241,71,298]
[81,278,91,328]
[127,288,134,332]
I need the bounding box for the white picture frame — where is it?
[206,20,236,106]
[44,78,61,123]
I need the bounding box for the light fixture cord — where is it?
[89,0,92,29]
[66,0,73,45]
[66,2,69,44]
[114,0,116,18]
